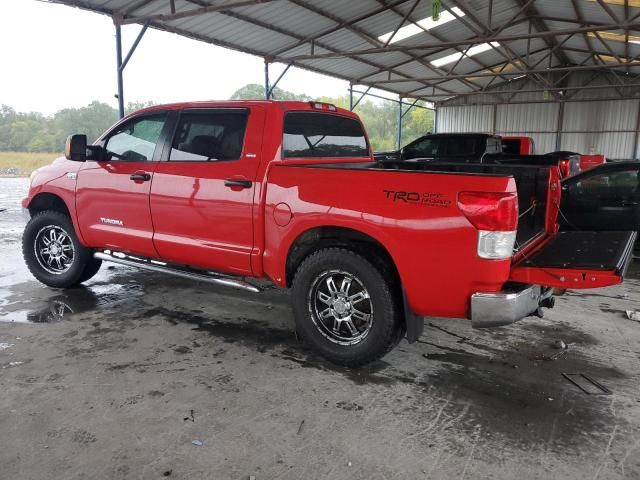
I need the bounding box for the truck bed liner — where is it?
[521,231,636,272]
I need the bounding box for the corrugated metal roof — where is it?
[46,0,640,103]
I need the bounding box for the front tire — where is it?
[291,248,402,367]
[23,210,97,288]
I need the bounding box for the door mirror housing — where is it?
[64,134,87,161]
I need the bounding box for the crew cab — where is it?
[22,101,637,366]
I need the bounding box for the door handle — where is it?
[224,178,252,189]
[622,201,639,206]
[130,172,151,182]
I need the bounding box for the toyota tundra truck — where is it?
[22,101,637,366]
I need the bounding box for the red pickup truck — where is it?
[22,101,637,366]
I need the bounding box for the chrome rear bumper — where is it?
[471,285,549,328]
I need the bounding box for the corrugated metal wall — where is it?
[435,73,640,159]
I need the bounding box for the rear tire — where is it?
[22,210,96,288]
[291,248,402,367]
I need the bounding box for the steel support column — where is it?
[397,96,403,150]
[114,21,148,119]
[350,86,371,111]
[633,100,640,160]
[264,59,270,99]
[555,102,565,151]
[433,107,438,133]
[492,104,498,134]
[115,23,124,119]
[349,84,353,111]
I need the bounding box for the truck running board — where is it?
[94,251,262,293]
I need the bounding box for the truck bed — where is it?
[306,160,553,250]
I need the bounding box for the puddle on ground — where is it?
[0,288,100,323]
[0,281,145,323]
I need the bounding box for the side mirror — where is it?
[65,134,87,162]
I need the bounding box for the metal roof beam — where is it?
[365,61,640,84]
[271,0,413,57]
[595,0,622,24]
[287,0,481,93]
[179,0,454,96]
[382,0,421,47]
[512,0,572,65]
[409,81,640,97]
[123,0,156,16]
[443,0,556,96]
[120,0,278,25]
[354,15,531,84]
[369,0,506,97]
[285,0,475,96]
[275,22,640,62]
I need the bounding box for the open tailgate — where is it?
[510,230,637,288]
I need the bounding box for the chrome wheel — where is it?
[34,225,75,275]
[308,269,374,345]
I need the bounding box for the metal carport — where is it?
[44,0,640,154]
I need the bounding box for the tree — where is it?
[0,85,433,153]
[230,83,311,101]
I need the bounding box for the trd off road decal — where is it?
[383,190,451,208]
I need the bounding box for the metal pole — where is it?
[115,23,125,119]
[397,96,403,150]
[433,107,438,133]
[492,104,498,134]
[633,100,640,160]
[267,63,292,99]
[121,24,148,71]
[350,89,432,110]
[555,102,565,151]
[264,60,270,100]
[349,84,353,111]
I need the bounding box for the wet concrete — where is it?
[2,177,640,479]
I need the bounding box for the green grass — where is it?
[0,152,60,176]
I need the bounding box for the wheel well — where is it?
[28,193,71,218]
[285,226,401,291]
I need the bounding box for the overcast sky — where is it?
[0,0,353,115]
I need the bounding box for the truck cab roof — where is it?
[130,100,358,120]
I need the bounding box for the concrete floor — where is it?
[2,177,640,479]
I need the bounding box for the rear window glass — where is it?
[283,112,369,158]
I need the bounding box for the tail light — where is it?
[559,159,570,178]
[458,191,518,260]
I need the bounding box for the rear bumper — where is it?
[471,284,548,328]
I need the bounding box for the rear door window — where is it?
[170,110,248,162]
[283,112,369,158]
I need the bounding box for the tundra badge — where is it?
[100,217,124,226]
